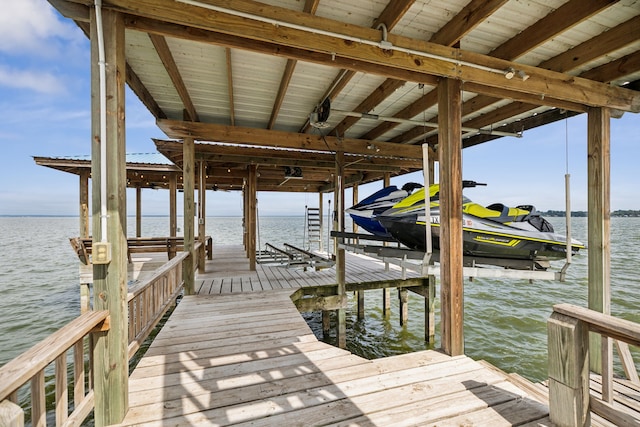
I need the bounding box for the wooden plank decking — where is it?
[194,245,422,295]
[111,244,639,426]
[113,244,557,426]
[118,289,552,426]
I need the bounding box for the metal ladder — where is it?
[305,206,322,251]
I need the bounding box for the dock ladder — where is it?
[305,206,322,251]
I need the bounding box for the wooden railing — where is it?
[548,303,640,426]
[0,243,201,426]
[127,251,187,358]
[0,311,109,427]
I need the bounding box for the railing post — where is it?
[548,312,590,426]
[0,400,24,427]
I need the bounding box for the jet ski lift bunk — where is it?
[332,231,569,281]
[257,242,335,271]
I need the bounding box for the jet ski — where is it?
[376,180,585,261]
[346,182,423,237]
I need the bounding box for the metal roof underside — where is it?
[49,0,640,192]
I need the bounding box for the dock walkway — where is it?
[115,244,630,426]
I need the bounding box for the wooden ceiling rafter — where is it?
[148,33,200,122]
[488,0,618,61]
[267,0,320,130]
[390,0,635,145]
[329,0,507,139]
[225,47,235,126]
[301,0,416,134]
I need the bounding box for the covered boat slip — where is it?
[119,247,553,427]
[20,0,640,425]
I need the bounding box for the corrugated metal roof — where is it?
[48,153,173,165]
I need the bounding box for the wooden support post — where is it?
[318,192,324,253]
[352,183,358,233]
[382,172,391,274]
[183,137,195,295]
[425,276,436,343]
[0,400,23,427]
[438,77,464,356]
[587,107,611,375]
[398,288,408,327]
[79,171,89,238]
[382,289,391,317]
[198,160,206,273]
[90,8,128,425]
[548,312,590,426]
[135,187,142,238]
[335,149,346,348]
[243,183,248,249]
[169,174,177,237]
[80,283,91,314]
[248,165,257,271]
[382,173,391,309]
[357,290,364,320]
[322,310,330,337]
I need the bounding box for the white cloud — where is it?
[0,0,79,55]
[0,66,65,94]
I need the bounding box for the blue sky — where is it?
[1,1,639,216]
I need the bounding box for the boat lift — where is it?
[331,143,575,282]
[257,242,335,271]
[332,231,568,281]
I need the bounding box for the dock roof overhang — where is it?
[33,154,183,190]
[49,0,640,192]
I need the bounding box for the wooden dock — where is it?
[113,244,558,426]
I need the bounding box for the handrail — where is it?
[0,310,109,403]
[127,251,187,358]
[0,239,201,426]
[548,303,640,426]
[553,303,640,346]
[0,310,109,427]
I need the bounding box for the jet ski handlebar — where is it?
[462,180,487,188]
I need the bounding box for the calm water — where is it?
[1,216,639,384]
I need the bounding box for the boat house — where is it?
[1,0,640,426]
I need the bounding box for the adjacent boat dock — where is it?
[116,245,554,426]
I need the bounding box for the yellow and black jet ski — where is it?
[376,181,585,261]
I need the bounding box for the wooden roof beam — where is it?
[392,7,639,144]
[330,0,504,139]
[225,48,235,126]
[155,120,426,159]
[489,0,618,60]
[301,0,415,134]
[538,14,640,73]
[148,33,199,122]
[267,0,320,130]
[156,144,423,172]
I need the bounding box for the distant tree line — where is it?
[541,210,640,217]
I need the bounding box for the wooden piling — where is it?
[398,288,408,326]
[90,8,128,425]
[183,136,195,295]
[357,291,365,320]
[587,106,611,375]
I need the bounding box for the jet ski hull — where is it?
[346,183,422,237]
[378,211,583,261]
